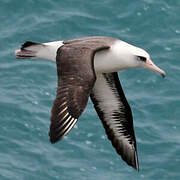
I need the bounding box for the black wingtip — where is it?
[49,131,59,144]
[49,136,60,144]
[133,150,139,171]
[50,139,58,144]
[116,143,139,171]
[124,156,139,171]
[134,163,139,172]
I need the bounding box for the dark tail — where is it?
[15,41,44,59]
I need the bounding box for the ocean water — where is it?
[0,0,180,179]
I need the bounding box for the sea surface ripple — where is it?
[0,0,180,179]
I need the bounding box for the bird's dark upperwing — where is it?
[49,40,110,143]
[90,73,139,170]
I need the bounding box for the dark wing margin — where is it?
[49,40,111,144]
[90,73,139,171]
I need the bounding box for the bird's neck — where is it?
[94,43,135,73]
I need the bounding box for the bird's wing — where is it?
[90,73,139,170]
[49,42,110,143]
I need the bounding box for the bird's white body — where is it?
[94,40,150,73]
[17,40,150,74]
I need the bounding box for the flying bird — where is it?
[15,36,166,171]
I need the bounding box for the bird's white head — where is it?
[102,40,166,78]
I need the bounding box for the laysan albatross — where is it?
[15,36,166,171]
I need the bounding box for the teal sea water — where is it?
[0,0,180,179]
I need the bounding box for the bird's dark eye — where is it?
[137,56,146,62]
